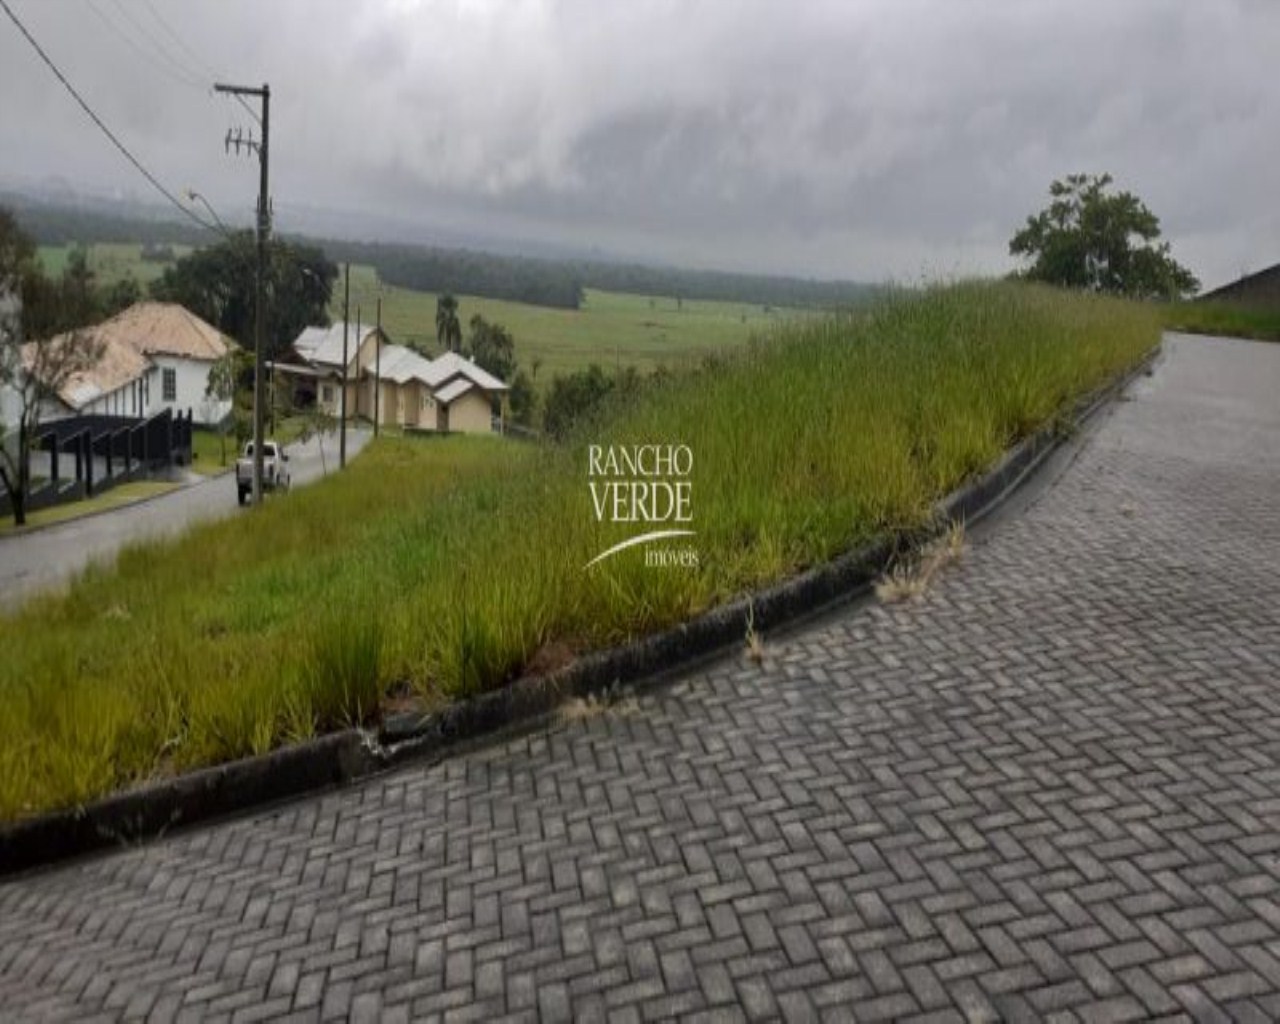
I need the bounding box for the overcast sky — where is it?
[2,0,1277,288]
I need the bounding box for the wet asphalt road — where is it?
[0,427,372,610]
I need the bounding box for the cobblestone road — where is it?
[2,334,1279,1022]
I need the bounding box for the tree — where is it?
[0,208,34,284]
[1010,173,1199,299]
[436,293,461,352]
[542,364,614,440]
[0,330,106,526]
[465,314,516,382]
[16,241,108,340]
[102,276,142,318]
[508,369,537,428]
[202,349,247,466]
[287,399,334,476]
[150,233,337,359]
[0,209,106,525]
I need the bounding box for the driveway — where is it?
[0,427,372,610]
[2,335,1279,1021]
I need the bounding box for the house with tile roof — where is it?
[24,301,238,425]
[273,322,509,434]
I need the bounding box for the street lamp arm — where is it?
[184,189,230,237]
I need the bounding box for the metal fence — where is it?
[0,408,193,518]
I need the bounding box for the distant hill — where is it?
[5,193,877,312]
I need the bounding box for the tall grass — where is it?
[0,281,1159,820]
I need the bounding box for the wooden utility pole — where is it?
[340,262,349,469]
[215,81,270,505]
[354,305,362,435]
[374,297,382,436]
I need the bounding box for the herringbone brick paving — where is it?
[2,334,1279,1021]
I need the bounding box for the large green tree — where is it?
[435,293,461,352]
[150,232,337,359]
[466,313,516,382]
[0,223,135,340]
[1010,173,1198,299]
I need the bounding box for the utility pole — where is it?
[355,304,362,433]
[215,81,270,505]
[340,262,349,469]
[374,297,382,437]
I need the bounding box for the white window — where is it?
[321,385,333,403]
[162,367,177,401]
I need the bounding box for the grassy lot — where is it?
[336,263,812,381]
[190,429,237,475]
[1162,301,1280,342]
[0,281,1160,821]
[37,242,191,287]
[0,481,181,536]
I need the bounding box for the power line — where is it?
[105,0,204,88]
[230,91,262,127]
[129,1,260,131]
[103,0,205,90]
[139,0,221,81]
[0,0,218,236]
[84,0,206,92]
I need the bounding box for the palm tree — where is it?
[436,293,461,352]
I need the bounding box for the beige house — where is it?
[272,323,508,434]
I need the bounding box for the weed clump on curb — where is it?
[876,521,967,604]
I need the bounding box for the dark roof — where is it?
[1201,262,1280,302]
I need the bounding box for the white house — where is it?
[282,321,385,420]
[272,323,508,434]
[28,302,237,425]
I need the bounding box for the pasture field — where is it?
[334,263,812,380]
[0,281,1161,821]
[36,242,192,286]
[35,244,811,380]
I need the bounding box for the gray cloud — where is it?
[1,0,1277,287]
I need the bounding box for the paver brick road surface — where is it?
[2,334,1279,1022]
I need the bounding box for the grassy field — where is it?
[190,428,237,475]
[336,263,810,381]
[37,242,191,287]
[1162,301,1280,342]
[36,244,808,382]
[0,281,1160,821]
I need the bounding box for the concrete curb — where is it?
[0,348,1159,878]
[0,427,356,545]
[0,476,197,543]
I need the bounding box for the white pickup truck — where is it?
[235,440,291,505]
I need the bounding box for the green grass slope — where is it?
[0,281,1160,820]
